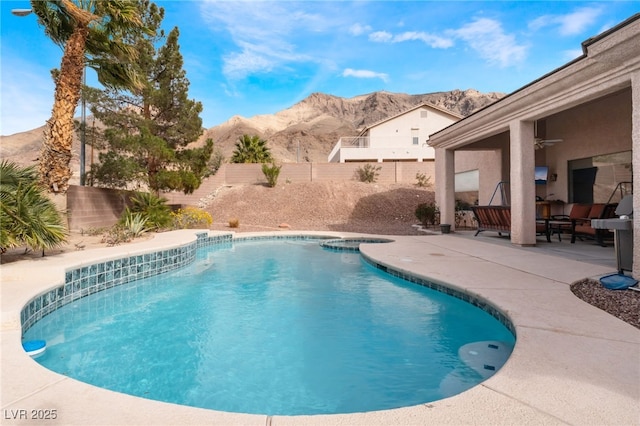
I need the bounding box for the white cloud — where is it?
[451,18,527,68]
[392,31,453,49]
[200,2,328,80]
[342,68,389,83]
[529,6,603,36]
[369,30,452,48]
[200,1,349,80]
[349,23,372,36]
[369,31,393,43]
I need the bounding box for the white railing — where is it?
[328,137,370,162]
[339,136,370,148]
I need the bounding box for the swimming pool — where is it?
[22,237,515,416]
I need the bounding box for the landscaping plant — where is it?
[415,172,432,188]
[415,202,440,227]
[171,207,213,229]
[262,162,282,187]
[231,134,273,164]
[127,191,172,230]
[356,163,381,183]
[0,161,68,254]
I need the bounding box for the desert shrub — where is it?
[208,149,225,176]
[106,211,149,246]
[101,225,133,246]
[171,207,213,229]
[82,227,107,236]
[415,172,432,188]
[415,202,439,227]
[356,163,381,183]
[262,162,282,187]
[228,218,240,228]
[128,192,172,230]
[119,210,149,237]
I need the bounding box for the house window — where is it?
[411,128,419,145]
[455,169,479,206]
[568,150,632,203]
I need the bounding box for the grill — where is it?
[592,194,633,273]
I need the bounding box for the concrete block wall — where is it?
[67,186,134,231]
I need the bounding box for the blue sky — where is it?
[1,1,638,136]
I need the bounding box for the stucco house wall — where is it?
[366,106,460,150]
[328,104,461,162]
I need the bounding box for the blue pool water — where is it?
[24,239,515,415]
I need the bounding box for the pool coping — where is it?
[1,230,639,425]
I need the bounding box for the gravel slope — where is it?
[204,181,434,235]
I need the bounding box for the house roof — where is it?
[358,102,463,137]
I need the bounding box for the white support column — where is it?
[435,147,455,229]
[631,71,640,279]
[509,120,537,246]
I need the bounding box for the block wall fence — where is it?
[66,161,435,230]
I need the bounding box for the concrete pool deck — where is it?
[1,230,638,425]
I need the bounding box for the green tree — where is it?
[0,161,67,254]
[30,0,149,193]
[87,3,213,194]
[231,134,273,164]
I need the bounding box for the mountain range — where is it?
[0,89,503,178]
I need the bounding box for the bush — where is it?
[262,162,282,187]
[415,172,432,188]
[171,207,213,229]
[228,218,240,228]
[356,163,381,183]
[0,160,67,253]
[415,202,439,227]
[128,192,172,230]
[107,210,150,246]
[102,224,133,246]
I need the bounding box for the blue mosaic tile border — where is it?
[233,234,334,243]
[320,238,393,253]
[20,233,232,334]
[360,253,516,337]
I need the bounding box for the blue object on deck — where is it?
[599,273,638,290]
[22,340,46,358]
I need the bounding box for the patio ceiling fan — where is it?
[533,120,562,150]
[534,137,563,150]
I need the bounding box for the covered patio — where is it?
[429,14,640,277]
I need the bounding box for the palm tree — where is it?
[0,161,67,254]
[230,134,273,164]
[30,0,148,193]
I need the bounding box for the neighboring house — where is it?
[428,14,639,277]
[328,103,462,163]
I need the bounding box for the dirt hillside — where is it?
[205,181,434,235]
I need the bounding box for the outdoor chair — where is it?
[549,203,592,242]
[571,203,618,246]
[536,221,551,242]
